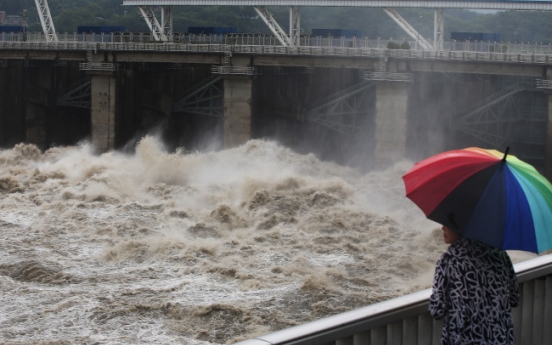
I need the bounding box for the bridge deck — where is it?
[122,0,552,10]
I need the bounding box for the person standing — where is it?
[429,225,520,345]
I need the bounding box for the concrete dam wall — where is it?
[0,60,547,173]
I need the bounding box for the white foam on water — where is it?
[0,138,535,344]
[0,211,36,227]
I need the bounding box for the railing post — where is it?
[353,332,370,345]
[336,336,353,345]
[520,280,535,344]
[544,276,552,344]
[371,327,386,344]
[417,313,433,344]
[387,321,403,344]
[532,278,546,344]
[432,318,443,343]
[404,317,418,344]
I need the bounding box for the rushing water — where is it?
[0,138,536,344]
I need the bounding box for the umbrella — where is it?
[402,147,552,253]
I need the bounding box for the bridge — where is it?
[33,0,552,48]
[0,3,549,183]
[119,0,552,49]
[1,32,551,173]
[18,2,552,172]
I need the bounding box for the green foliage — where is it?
[1,0,552,42]
[387,41,400,49]
[386,41,410,49]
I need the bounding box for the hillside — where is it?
[1,0,552,42]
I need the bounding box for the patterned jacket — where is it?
[429,237,520,345]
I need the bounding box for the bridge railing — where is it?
[2,31,552,57]
[1,41,551,65]
[1,33,552,65]
[233,254,552,345]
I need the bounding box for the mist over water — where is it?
[0,138,535,344]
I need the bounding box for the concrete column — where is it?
[0,61,25,146]
[25,65,52,149]
[374,81,409,168]
[90,73,116,153]
[223,76,252,148]
[25,103,48,148]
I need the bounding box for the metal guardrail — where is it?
[1,41,551,67]
[3,32,551,52]
[234,254,552,345]
[79,62,117,71]
[1,33,552,66]
[536,79,552,89]
[211,65,255,75]
[364,71,414,82]
[2,32,552,52]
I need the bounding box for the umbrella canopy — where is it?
[403,147,552,253]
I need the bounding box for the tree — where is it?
[2,1,552,42]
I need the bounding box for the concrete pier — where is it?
[374,81,409,169]
[25,65,53,148]
[0,43,549,174]
[25,103,48,148]
[223,76,252,148]
[0,61,25,147]
[90,73,117,153]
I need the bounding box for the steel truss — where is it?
[433,8,444,51]
[454,84,531,149]
[382,8,433,51]
[253,6,300,46]
[124,3,440,49]
[57,78,91,109]
[173,75,223,117]
[516,92,548,161]
[138,5,173,42]
[121,1,552,11]
[289,6,300,46]
[34,0,58,42]
[252,5,441,49]
[306,81,375,136]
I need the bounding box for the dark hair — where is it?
[447,213,462,235]
[447,213,457,228]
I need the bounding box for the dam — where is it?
[1,1,552,344]
[1,34,551,175]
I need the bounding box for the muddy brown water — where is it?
[0,138,536,344]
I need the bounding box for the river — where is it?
[0,137,535,344]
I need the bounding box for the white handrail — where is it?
[234,254,552,345]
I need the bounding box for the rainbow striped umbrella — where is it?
[403,147,552,253]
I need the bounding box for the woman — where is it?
[429,225,520,345]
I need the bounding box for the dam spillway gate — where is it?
[0,43,550,175]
